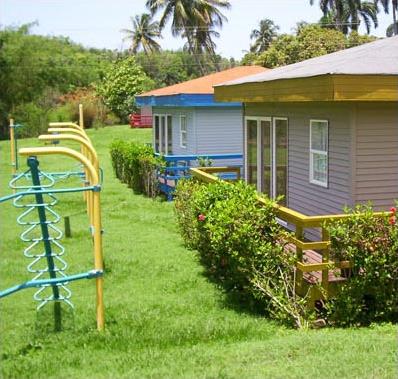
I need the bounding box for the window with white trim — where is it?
[310,120,328,187]
[180,115,187,148]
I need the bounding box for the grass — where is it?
[0,125,396,379]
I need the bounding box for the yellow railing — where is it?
[190,167,387,300]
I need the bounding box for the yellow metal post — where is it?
[38,133,100,223]
[48,122,82,130]
[79,104,84,129]
[38,134,99,172]
[9,118,16,176]
[19,147,105,331]
[47,128,91,143]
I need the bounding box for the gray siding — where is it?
[195,107,243,166]
[246,102,353,216]
[353,103,398,210]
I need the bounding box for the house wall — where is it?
[245,102,353,216]
[195,107,243,166]
[353,102,398,210]
[153,106,244,167]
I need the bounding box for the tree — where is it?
[145,0,230,71]
[254,25,376,68]
[0,23,113,138]
[318,1,378,34]
[121,13,161,54]
[250,19,280,54]
[135,50,231,86]
[183,26,221,71]
[310,0,379,34]
[375,0,398,36]
[96,56,154,120]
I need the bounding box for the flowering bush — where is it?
[174,179,313,327]
[326,204,398,326]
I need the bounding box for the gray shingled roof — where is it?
[217,36,398,87]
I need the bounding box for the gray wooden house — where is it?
[214,36,398,215]
[135,66,267,165]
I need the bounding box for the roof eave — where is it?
[136,93,241,107]
[214,74,398,103]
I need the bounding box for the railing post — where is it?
[321,227,330,297]
[295,225,304,291]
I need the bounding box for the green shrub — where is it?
[12,102,47,138]
[174,179,312,328]
[47,104,74,123]
[110,140,161,198]
[326,205,398,326]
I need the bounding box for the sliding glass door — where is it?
[245,117,288,204]
[153,114,173,154]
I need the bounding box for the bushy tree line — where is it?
[0,23,117,138]
[243,24,376,68]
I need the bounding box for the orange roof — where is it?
[138,66,268,97]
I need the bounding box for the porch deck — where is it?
[190,166,387,304]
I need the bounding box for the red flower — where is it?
[390,207,397,214]
[389,216,396,225]
[198,214,206,222]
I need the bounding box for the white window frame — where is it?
[179,115,187,148]
[309,119,328,188]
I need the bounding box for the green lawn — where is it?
[0,125,396,379]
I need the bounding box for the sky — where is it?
[0,0,394,59]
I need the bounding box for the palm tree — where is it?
[318,1,378,34]
[375,0,398,35]
[311,0,378,34]
[183,26,221,72]
[121,13,161,54]
[145,0,230,62]
[250,19,279,53]
[310,0,346,31]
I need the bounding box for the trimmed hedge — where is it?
[174,179,313,328]
[110,140,161,198]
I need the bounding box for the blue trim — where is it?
[136,94,241,108]
[155,153,243,162]
[0,270,103,299]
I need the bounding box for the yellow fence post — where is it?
[321,228,330,297]
[79,104,84,129]
[9,118,16,177]
[295,225,304,292]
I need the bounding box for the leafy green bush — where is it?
[97,56,154,121]
[326,205,398,326]
[12,102,47,138]
[174,179,312,327]
[110,140,161,198]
